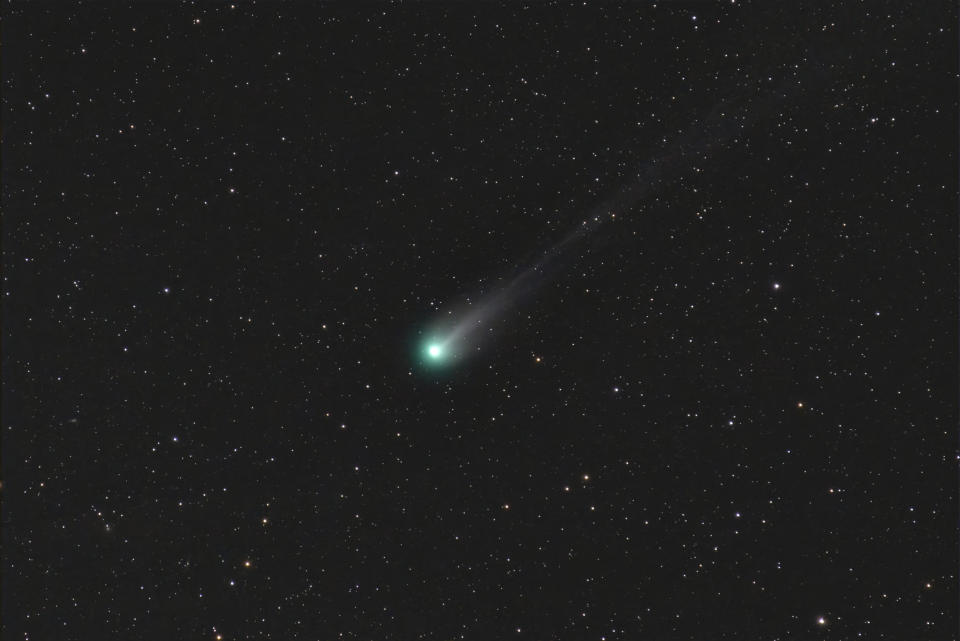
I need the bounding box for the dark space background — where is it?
[3,3,957,640]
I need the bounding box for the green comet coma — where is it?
[416,334,457,369]
[419,339,453,367]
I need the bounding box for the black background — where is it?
[4,3,957,640]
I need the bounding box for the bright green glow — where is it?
[418,334,457,369]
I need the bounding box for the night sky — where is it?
[4,3,957,640]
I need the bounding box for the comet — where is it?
[418,217,602,367]
[417,160,685,368]
[416,80,814,368]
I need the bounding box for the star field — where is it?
[3,3,957,640]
